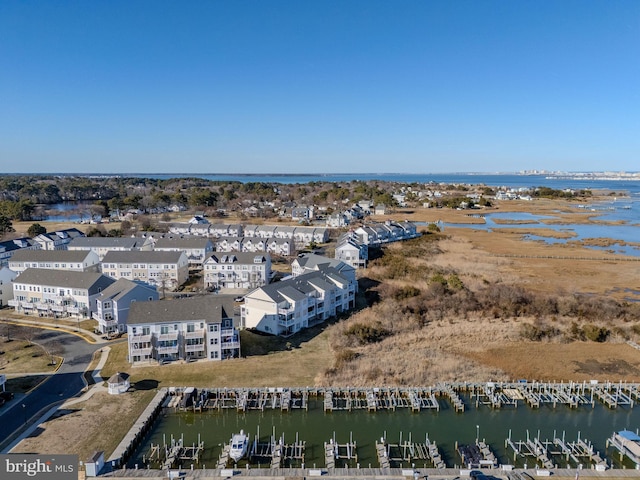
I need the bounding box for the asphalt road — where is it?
[0,327,100,449]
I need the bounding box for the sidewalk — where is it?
[63,346,111,407]
[1,346,112,452]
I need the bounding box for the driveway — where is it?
[0,327,101,451]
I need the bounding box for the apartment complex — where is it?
[127,296,240,364]
[101,251,189,291]
[10,268,115,318]
[93,278,159,335]
[203,251,272,290]
[241,265,356,336]
[8,249,100,274]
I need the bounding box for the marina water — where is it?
[129,393,640,470]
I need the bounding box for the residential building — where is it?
[241,266,356,336]
[0,267,17,307]
[0,237,40,268]
[127,296,240,364]
[335,233,368,269]
[354,221,420,246]
[9,249,100,274]
[101,251,189,291]
[68,237,153,260]
[33,228,84,250]
[153,236,214,268]
[291,253,357,285]
[93,278,159,335]
[10,268,115,318]
[203,252,271,290]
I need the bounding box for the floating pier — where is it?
[505,430,555,469]
[159,382,640,416]
[376,431,444,469]
[324,432,357,468]
[249,427,305,468]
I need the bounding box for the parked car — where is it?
[0,391,14,401]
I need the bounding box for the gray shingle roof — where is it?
[255,269,347,304]
[9,249,94,263]
[101,251,185,264]
[15,268,115,290]
[127,295,235,325]
[98,278,156,302]
[205,251,268,264]
[69,237,142,248]
[154,237,212,249]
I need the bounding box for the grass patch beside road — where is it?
[0,339,60,375]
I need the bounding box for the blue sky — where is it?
[1,1,638,174]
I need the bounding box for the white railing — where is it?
[130,334,152,343]
[7,299,19,307]
[157,346,179,354]
[158,332,179,341]
[185,344,205,352]
[130,347,153,356]
[184,330,205,340]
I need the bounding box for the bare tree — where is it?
[42,340,64,366]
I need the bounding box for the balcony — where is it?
[67,306,80,314]
[50,305,66,312]
[221,340,240,350]
[36,303,49,311]
[220,327,236,337]
[184,330,206,340]
[7,300,19,307]
[157,345,179,354]
[130,334,152,343]
[130,347,153,357]
[278,317,295,327]
[102,319,118,328]
[185,344,205,352]
[158,332,179,342]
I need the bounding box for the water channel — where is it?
[129,394,640,470]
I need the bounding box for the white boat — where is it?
[229,430,249,462]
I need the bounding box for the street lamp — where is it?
[22,403,26,425]
[476,424,480,444]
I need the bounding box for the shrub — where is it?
[344,322,391,345]
[393,286,421,301]
[582,324,610,343]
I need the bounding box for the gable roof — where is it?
[127,295,235,325]
[69,237,142,249]
[154,237,212,249]
[102,251,185,264]
[15,268,115,290]
[9,249,95,263]
[98,278,157,302]
[252,269,347,304]
[204,251,269,264]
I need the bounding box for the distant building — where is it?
[0,237,40,268]
[203,252,271,290]
[153,236,214,268]
[68,237,153,261]
[101,251,189,291]
[9,249,100,274]
[33,228,85,251]
[126,296,240,364]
